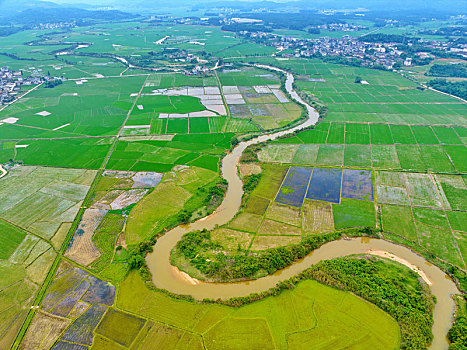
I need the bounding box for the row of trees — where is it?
[428,79,467,99]
[448,296,467,349]
[428,64,467,78]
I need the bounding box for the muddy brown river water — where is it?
[146,65,459,349]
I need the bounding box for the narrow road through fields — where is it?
[0,83,43,113]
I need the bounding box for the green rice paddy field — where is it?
[116,271,400,350]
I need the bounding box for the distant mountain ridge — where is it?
[0,1,137,25]
[96,0,467,12]
[0,0,137,22]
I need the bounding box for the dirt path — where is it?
[0,164,7,179]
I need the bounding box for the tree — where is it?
[128,254,145,269]
[354,76,362,84]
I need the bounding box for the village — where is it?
[242,27,466,69]
[0,67,48,104]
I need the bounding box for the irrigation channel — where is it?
[146,65,459,349]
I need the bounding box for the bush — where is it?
[242,173,261,193]
[448,296,467,349]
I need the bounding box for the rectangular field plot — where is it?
[343,144,372,167]
[391,125,417,144]
[344,123,370,144]
[447,211,467,233]
[419,145,455,173]
[251,164,288,200]
[396,145,427,171]
[189,117,210,133]
[166,118,189,134]
[333,198,376,229]
[258,144,298,163]
[455,127,467,143]
[381,205,417,242]
[326,123,345,144]
[376,171,410,206]
[13,138,112,169]
[275,166,313,207]
[437,175,467,211]
[61,305,107,346]
[405,173,449,209]
[370,124,393,144]
[443,145,467,172]
[411,126,439,145]
[341,169,373,201]
[454,231,467,267]
[315,144,343,166]
[413,208,464,268]
[244,195,270,216]
[292,144,319,164]
[0,220,26,259]
[295,123,329,143]
[371,145,400,169]
[250,235,301,250]
[228,212,263,233]
[432,126,463,144]
[265,202,301,227]
[257,219,302,235]
[302,200,334,234]
[306,168,342,204]
[96,309,145,347]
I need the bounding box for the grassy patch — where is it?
[125,166,219,245]
[96,309,145,347]
[118,271,399,349]
[315,144,344,166]
[333,198,376,229]
[382,205,417,242]
[0,220,26,259]
[343,144,372,167]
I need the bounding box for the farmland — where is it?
[0,14,464,350]
[19,263,404,349]
[117,270,400,350]
[0,165,95,348]
[210,160,465,269]
[226,58,467,271]
[125,165,220,245]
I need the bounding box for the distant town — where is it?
[240,25,466,70]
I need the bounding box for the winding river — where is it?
[146,65,459,349]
